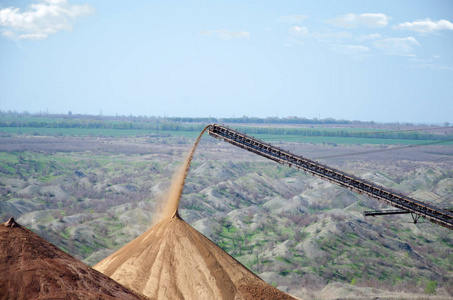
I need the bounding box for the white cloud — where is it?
[199,30,250,40]
[328,13,389,28]
[333,44,370,54]
[393,18,453,34]
[291,26,309,36]
[291,26,351,40]
[373,37,420,56]
[356,33,382,42]
[277,15,308,24]
[0,0,94,40]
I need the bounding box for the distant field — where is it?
[2,114,453,146]
[252,134,449,145]
[0,127,155,137]
[1,126,451,146]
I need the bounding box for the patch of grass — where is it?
[425,281,437,294]
[0,127,151,137]
[38,214,56,224]
[254,134,446,145]
[3,125,452,146]
[60,229,71,239]
[79,244,95,255]
[39,174,64,183]
[279,227,293,236]
[279,270,290,276]
[276,256,292,264]
[0,152,19,164]
[220,224,238,237]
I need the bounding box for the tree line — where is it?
[1,112,452,141]
[0,111,377,125]
[1,118,452,141]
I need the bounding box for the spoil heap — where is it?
[94,213,296,300]
[0,218,145,300]
[95,129,296,299]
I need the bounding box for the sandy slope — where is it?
[95,130,297,299]
[94,214,296,300]
[0,219,145,300]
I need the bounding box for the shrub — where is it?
[424,281,437,295]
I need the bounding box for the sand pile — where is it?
[94,214,296,299]
[94,128,296,299]
[0,218,145,300]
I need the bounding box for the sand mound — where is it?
[94,128,296,299]
[0,218,145,300]
[94,214,296,300]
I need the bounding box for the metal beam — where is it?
[207,124,453,230]
[365,209,453,216]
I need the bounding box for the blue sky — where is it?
[1,0,452,123]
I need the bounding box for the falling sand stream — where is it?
[93,124,297,300]
[157,125,211,222]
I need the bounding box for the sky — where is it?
[1,0,453,124]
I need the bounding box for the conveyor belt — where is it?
[207,124,453,230]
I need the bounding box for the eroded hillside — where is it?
[0,134,452,299]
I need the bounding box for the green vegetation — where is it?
[256,134,453,145]
[0,126,156,137]
[425,281,437,294]
[2,113,453,145]
[1,113,452,297]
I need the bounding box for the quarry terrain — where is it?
[0,130,452,299]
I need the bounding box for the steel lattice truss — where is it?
[207,124,453,230]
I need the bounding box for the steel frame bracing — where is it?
[364,209,453,216]
[207,124,453,230]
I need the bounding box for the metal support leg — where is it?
[411,213,421,224]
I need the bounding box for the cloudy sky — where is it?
[1,0,452,123]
